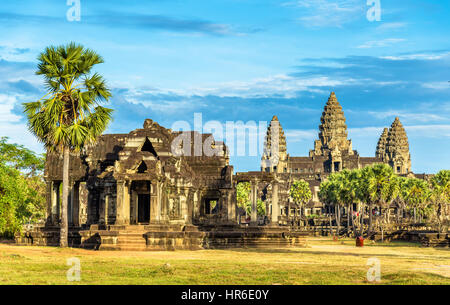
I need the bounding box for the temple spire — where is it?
[261,115,287,173]
[376,128,389,160]
[311,92,353,157]
[385,117,411,174]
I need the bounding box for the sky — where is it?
[0,0,449,173]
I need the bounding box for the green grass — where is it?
[0,237,449,285]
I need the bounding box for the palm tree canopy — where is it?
[401,178,431,209]
[430,170,450,203]
[357,163,395,206]
[23,42,113,152]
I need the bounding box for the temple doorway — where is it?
[130,181,151,224]
[138,194,150,223]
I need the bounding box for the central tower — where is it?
[309,92,353,172]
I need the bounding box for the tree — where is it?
[319,179,339,235]
[334,169,360,236]
[430,170,450,230]
[401,178,431,223]
[23,43,113,247]
[289,179,312,227]
[0,137,44,176]
[0,138,45,238]
[236,182,266,221]
[357,163,395,235]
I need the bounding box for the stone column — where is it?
[68,182,75,226]
[115,181,130,225]
[193,190,199,220]
[251,180,258,225]
[51,181,60,225]
[227,188,237,224]
[157,182,162,222]
[271,180,279,226]
[99,192,106,224]
[45,181,53,226]
[72,182,80,227]
[78,182,88,226]
[104,195,109,225]
[133,191,138,224]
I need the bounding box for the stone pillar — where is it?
[193,190,199,220]
[271,180,279,226]
[104,195,109,225]
[72,182,80,227]
[68,182,74,226]
[227,188,237,223]
[45,181,53,226]
[115,181,130,225]
[132,191,138,224]
[181,189,188,223]
[99,192,106,224]
[251,180,258,225]
[186,189,193,224]
[78,182,88,226]
[51,181,60,225]
[150,183,157,224]
[157,182,162,222]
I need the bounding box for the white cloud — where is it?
[176,74,362,98]
[124,74,362,99]
[421,82,450,90]
[404,124,450,138]
[285,129,317,142]
[357,38,406,49]
[380,51,450,61]
[284,0,364,28]
[0,94,22,123]
[0,93,42,153]
[376,22,408,31]
[348,124,450,139]
[367,110,448,123]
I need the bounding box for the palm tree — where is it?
[357,164,395,236]
[430,170,450,230]
[336,169,360,237]
[289,179,312,228]
[319,179,339,236]
[402,178,431,224]
[325,173,345,236]
[395,176,408,224]
[23,43,113,247]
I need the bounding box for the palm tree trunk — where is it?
[350,204,356,237]
[299,205,302,227]
[347,203,351,236]
[328,205,332,236]
[360,204,364,236]
[336,205,341,237]
[368,203,373,235]
[60,145,69,247]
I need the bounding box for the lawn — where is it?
[1,237,449,285]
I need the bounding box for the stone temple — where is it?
[18,92,413,250]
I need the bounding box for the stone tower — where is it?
[261,115,288,173]
[310,92,353,172]
[376,128,389,160]
[384,117,412,174]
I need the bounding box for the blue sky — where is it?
[0,0,449,173]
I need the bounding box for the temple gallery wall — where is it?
[17,92,421,250]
